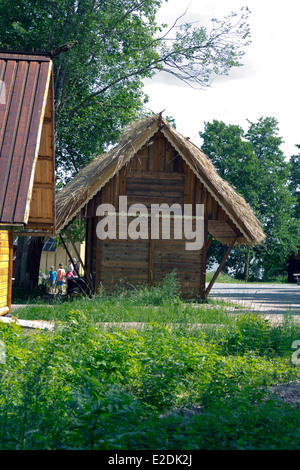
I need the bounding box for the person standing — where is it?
[56,263,66,293]
[66,259,75,279]
[49,266,56,294]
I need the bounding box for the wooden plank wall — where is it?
[27,85,54,232]
[0,230,12,315]
[84,131,240,297]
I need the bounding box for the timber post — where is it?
[205,237,237,298]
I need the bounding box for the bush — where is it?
[114,269,181,306]
[1,281,300,450]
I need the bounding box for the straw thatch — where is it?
[55,114,265,245]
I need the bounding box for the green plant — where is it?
[1,282,300,450]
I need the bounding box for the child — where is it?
[56,263,66,294]
[49,266,56,293]
[66,259,75,279]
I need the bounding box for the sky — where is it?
[143,0,300,158]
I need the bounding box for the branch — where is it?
[50,40,79,59]
[66,8,250,116]
[65,147,79,173]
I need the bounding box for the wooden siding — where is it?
[26,84,55,231]
[0,53,54,231]
[0,230,12,315]
[83,131,242,297]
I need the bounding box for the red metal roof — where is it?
[0,52,53,226]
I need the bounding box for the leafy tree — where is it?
[200,117,300,281]
[245,117,299,278]
[289,147,300,219]
[0,0,251,290]
[0,0,251,181]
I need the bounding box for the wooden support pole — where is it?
[205,237,237,298]
[95,219,101,293]
[59,233,80,278]
[200,219,208,300]
[84,218,92,279]
[7,230,13,313]
[148,238,155,287]
[64,228,94,290]
[199,189,208,299]
[207,234,214,249]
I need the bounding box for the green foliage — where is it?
[0,0,251,183]
[1,281,300,450]
[289,147,300,219]
[200,117,300,280]
[190,385,300,450]
[220,313,300,358]
[115,270,181,306]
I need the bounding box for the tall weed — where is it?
[2,277,300,450]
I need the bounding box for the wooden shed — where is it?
[56,114,265,298]
[288,247,300,283]
[0,51,55,315]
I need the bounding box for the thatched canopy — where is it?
[56,114,265,245]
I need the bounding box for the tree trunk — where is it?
[15,236,44,290]
[243,246,251,282]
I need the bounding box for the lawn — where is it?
[1,273,299,450]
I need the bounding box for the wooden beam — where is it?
[95,219,101,293]
[207,234,214,249]
[59,233,80,278]
[148,238,155,286]
[199,187,208,299]
[64,228,94,291]
[7,230,13,313]
[205,237,237,298]
[200,218,208,300]
[84,218,92,277]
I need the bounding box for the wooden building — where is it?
[40,237,85,276]
[0,51,55,315]
[56,114,265,298]
[288,247,300,283]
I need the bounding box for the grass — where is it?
[1,272,299,450]
[206,271,247,284]
[205,271,289,284]
[13,295,238,326]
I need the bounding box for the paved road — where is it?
[209,283,300,318]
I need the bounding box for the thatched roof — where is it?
[55,114,265,245]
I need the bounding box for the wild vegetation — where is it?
[200,117,300,281]
[1,0,252,291]
[1,273,299,450]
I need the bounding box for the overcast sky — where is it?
[143,0,300,158]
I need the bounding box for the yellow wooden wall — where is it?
[40,241,85,275]
[0,230,12,315]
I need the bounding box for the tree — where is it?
[200,117,300,281]
[0,0,251,180]
[289,147,300,219]
[199,120,258,280]
[0,0,251,290]
[245,117,299,278]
